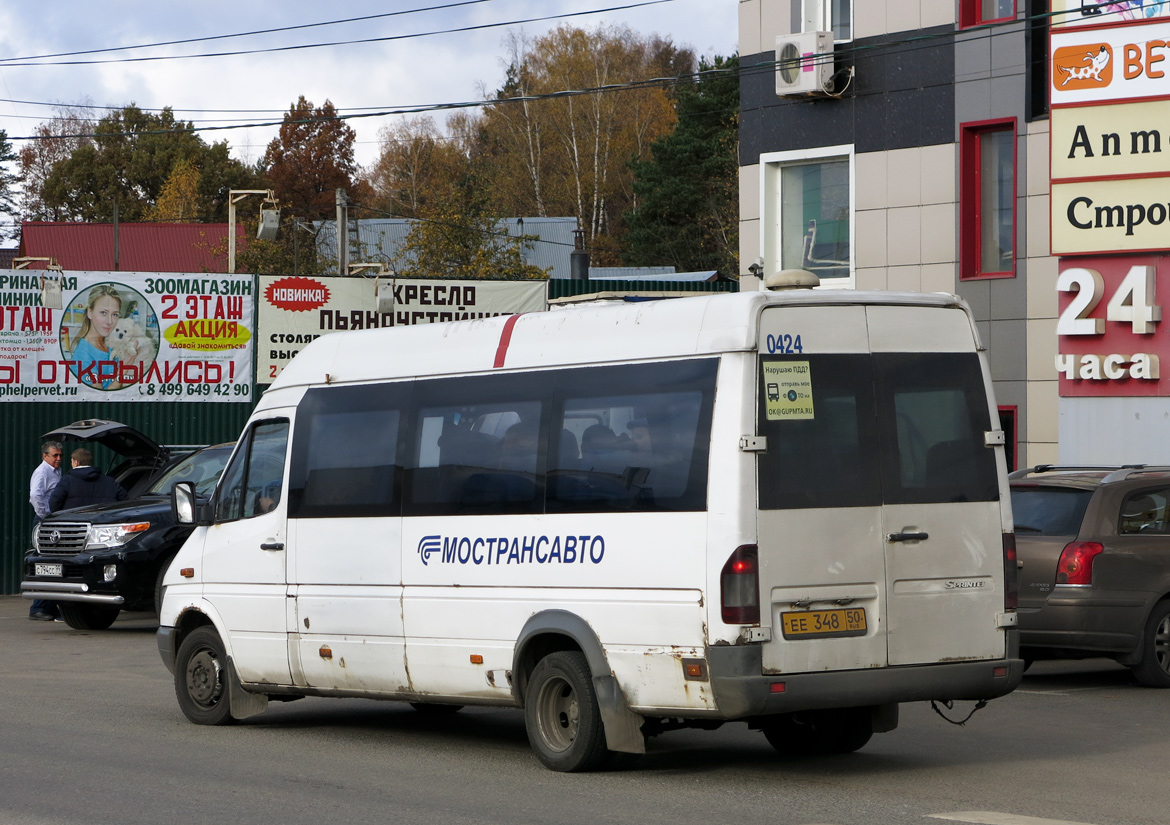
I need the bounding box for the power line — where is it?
[0,0,673,68]
[0,6,1087,149]
[0,0,498,63]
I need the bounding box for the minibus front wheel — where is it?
[524,651,608,771]
[174,626,238,726]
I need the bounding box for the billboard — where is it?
[1051,19,1170,106]
[1057,255,1170,396]
[257,276,547,382]
[0,271,255,402]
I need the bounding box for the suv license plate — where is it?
[35,563,63,578]
[780,608,867,639]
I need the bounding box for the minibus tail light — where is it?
[721,544,760,625]
[1003,532,1018,610]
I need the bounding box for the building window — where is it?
[1026,0,1050,120]
[961,0,1016,27]
[960,120,1016,280]
[803,0,852,42]
[998,406,1017,472]
[761,146,854,285]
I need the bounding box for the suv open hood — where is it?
[42,419,167,461]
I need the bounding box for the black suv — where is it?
[1010,464,1170,686]
[22,420,232,630]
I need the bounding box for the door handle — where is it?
[886,531,929,542]
[260,542,284,551]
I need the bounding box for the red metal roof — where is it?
[18,222,247,273]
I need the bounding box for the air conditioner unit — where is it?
[775,31,834,96]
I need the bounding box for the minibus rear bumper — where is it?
[707,645,1024,719]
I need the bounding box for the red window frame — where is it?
[960,0,1016,28]
[960,118,1017,281]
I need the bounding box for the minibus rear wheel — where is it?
[175,626,238,726]
[524,651,608,772]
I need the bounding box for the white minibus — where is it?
[159,285,1022,771]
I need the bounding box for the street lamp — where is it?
[227,189,278,273]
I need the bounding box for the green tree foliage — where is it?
[262,97,362,221]
[624,55,740,278]
[38,104,262,222]
[0,130,21,241]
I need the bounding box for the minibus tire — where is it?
[59,603,120,631]
[175,626,238,726]
[760,709,873,755]
[524,651,608,772]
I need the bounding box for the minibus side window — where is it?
[288,384,406,518]
[216,420,289,522]
[757,355,881,510]
[405,372,546,516]
[875,353,998,504]
[548,360,716,513]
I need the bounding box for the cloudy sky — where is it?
[0,0,738,171]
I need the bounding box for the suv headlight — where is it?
[86,522,150,550]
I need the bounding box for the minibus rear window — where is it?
[758,353,998,509]
[757,355,882,510]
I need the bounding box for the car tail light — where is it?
[1056,541,1104,585]
[1003,532,1018,610]
[721,544,760,624]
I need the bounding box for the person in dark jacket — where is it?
[49,448,128,513]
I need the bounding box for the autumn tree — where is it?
[473,25,693,264]
[148,157,201,222]
[262,97,361,220]
[367,115,469,219]
[18,103,95,221]
[38,104,262,222]
[397,211,547,280]
[625,55,740,278]
[393,161,546,281]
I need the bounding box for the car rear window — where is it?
[1010,486,1093,536]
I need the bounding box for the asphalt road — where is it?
[2,595,1167,825]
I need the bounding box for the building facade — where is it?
[738,0,1056,470]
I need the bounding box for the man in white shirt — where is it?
[28,440,63,621]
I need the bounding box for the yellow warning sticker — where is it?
[763,361,814,421]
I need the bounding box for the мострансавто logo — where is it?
[417,533,606,567]
[264,276,331,312]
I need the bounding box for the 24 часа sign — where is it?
[0,271,254,402]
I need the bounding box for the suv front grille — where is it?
[35,521,89,554]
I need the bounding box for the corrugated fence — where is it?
[1,278,738,595]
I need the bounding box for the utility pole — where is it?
[336,188,349,276]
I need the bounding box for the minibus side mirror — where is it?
[171,481,212,526]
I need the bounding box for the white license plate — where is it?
[35,563,63,577]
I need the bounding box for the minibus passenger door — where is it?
[200,417,292,685]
